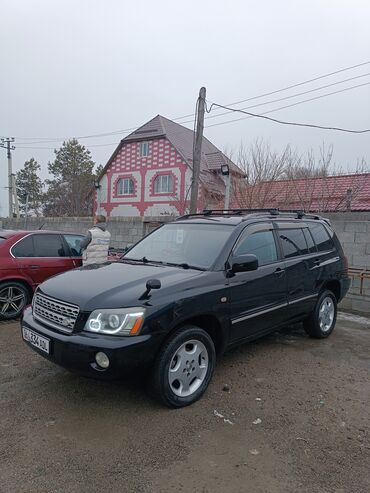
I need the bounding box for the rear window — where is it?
[12,235,34,257]
[309,223,334,252]
[303,228,317,253]
[279,228,309,258]
[33,234,67,257]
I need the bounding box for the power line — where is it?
[170,60,370,121]
[210,60,370,109]
[16,142,119,150]
[14,80,370,152]
[6,60,370,143]
[206,84,370,133]
[201,72,370,122]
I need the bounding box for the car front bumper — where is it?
[21,307,160,379]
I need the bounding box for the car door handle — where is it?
[273,268,285,276]
[30,265,41,269]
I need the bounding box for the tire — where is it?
[149,325,216,408]
[0,281,30,321]
[303,290,337,339]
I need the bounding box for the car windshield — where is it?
[124,222,233,269]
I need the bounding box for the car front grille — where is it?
[33,293,79,333]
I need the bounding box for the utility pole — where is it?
[94,180,101,215]
[224,173,231,209]
[0,137,15,217]
[189,87,206,214]
[12,174,20,218]
[24,192,29,229]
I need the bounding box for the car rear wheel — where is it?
[149,325,216,408]
[303,290,337,338]
[0,282,30,321]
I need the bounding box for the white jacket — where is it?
[82,225,111,266]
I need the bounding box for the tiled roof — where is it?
[233,173,370,211]
[100,115,244,196]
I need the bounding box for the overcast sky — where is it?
[1,0,369,215]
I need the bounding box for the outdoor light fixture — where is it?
[93,179,101,189]
[221,164,230,176]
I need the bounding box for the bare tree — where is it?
[283,145,369,212]
[230,139,291,208]
[227,139,370,212]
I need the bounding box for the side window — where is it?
[154,174,173,193]
[139,142,150,157]
[12,235,34,257]
[303,228,317,253]
[309,223,334,252]
[235,230,278,266]
[279,229,309,259]
[33,234,66,258]
[63,235,83,257]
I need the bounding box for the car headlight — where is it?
[84,308,145,336]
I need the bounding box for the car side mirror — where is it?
[139,279,162,300]
[231,254,259,273]
[146,279,161,291]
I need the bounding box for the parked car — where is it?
[0,230,84,320]
[21,210,350,407]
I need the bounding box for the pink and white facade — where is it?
[95,115,244,217]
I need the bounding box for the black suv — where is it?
[22,209,350,407]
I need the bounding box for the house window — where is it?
[154,174,173,194]
[117,178,134,195]
[139,142,150,157]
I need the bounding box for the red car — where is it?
[0,230,84,320]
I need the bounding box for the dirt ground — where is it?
[1,313,369,493]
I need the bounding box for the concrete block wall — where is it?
[1,211,369,313]
[325,213,370,314]
[0,216,174,249]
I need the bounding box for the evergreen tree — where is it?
[16,158,43,216]
[43,139,98,216]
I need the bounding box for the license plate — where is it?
[22,327,50,354]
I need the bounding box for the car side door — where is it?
[62,234,84,268]
[228,222,288,343]
[275,222,320,319]
[17,234,74,285]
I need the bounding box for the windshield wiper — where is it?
[121,257,205,271]
[121,256,150,263]
[160,261,206,271]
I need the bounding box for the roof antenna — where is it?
[38,223,45,230]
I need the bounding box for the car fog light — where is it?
[95,352,110,369]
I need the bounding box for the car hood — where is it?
[38,261,203,311]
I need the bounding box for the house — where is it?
[94,115,244,217]
[232,172,370,212]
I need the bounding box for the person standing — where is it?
[80,215,111,266]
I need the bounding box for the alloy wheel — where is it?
[168,339,209,397]
[0,286,26,317]
[318,296,335,332]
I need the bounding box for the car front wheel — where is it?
[150,325,216,408]
[0,282,30,321]
[303,290,337,338]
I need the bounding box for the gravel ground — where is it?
[0,314,369,493]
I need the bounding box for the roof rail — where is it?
[175,208,280,220]
[176,208,324,221]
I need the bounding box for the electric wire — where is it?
[206,82,370,133]
[6,60,370,144]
